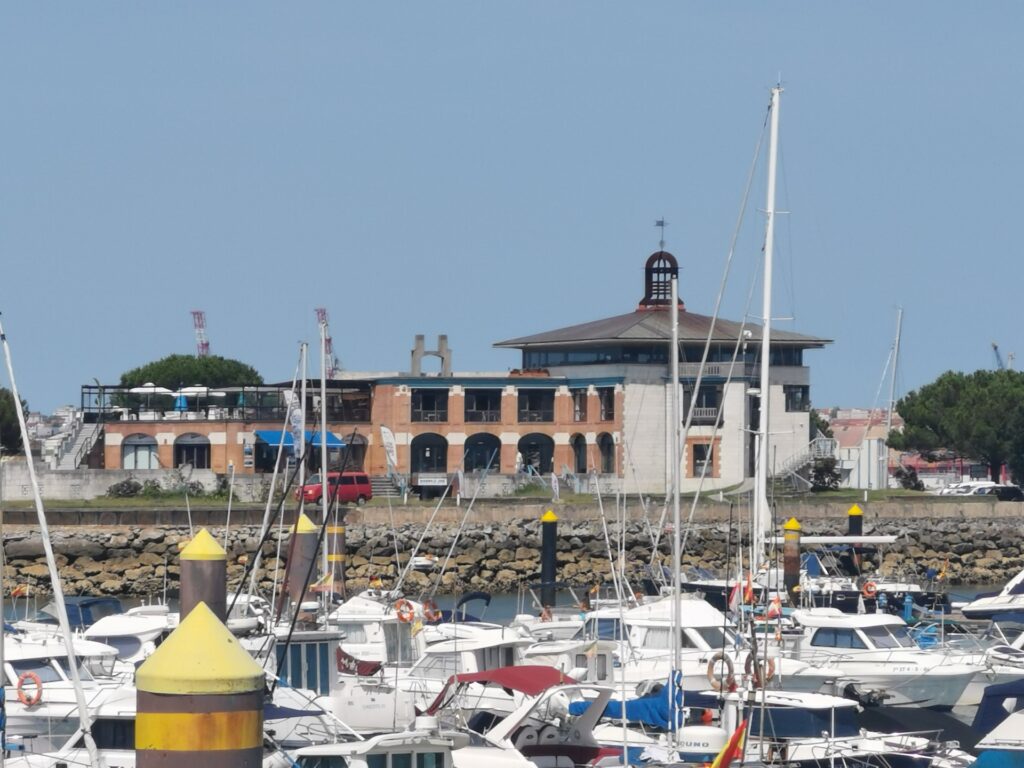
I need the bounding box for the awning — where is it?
[425,666,577,715]
[254,430,345,448]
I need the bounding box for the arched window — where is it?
[570,434,587,474]
[122,434,158,470]
[517,433,554,475]
[465,433,501,472]
[339,433,368,471]
[597,433,615,474]
[411,433,448,473]
[174,433,211,470]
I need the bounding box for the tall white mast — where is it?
[299,342,308,488]
[319,320,330,598]
[753,85,782,576]
[669,276,682,746]
[0,318,101,767]
[886,307,903,437]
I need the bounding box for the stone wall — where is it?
[4,512,1020,600]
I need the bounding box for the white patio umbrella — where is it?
[128,382,173,407]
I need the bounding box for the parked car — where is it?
[975,485,1024,501]
[296,471,373,505]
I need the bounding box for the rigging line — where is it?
[393,459,457,593]
[653,102,770,551]
[778,140,799,327]
[425,446,499,601]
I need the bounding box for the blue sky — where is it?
[2,4,1020,412]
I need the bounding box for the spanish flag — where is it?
[709,719,747,768]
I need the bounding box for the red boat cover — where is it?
[425,666,578,715]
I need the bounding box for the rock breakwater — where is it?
[3,515,1020,598]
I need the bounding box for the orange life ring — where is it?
[422,599,442,622]
[744,653,776,687]
[706,652,736,691]
[862,581,878,598]
[16,671,42,706]
[395,598,415,623]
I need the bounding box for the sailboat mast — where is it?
[886,307,903,437]
[320,321,330,601]
[299,342,308,488]
[754,85,782,576]
[0,318,100,767]
[670,276,682,745]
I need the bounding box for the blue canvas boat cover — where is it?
[973,679,1024,734]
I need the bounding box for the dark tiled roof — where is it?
[495,309,830,348]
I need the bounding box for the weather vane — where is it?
[655,218,667,251]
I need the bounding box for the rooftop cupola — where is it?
[638,251,684,310]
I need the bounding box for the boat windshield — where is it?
[297,757,349,768]
[861,625,916,649]
[573,618,623,641]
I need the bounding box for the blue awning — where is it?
[254,430,345,448]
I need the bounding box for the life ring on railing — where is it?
[16,671,42,706]
[706,652,736,691]
[395,599,415,623]
[862,581,878,599]
[744,653,776,687]
[422,599,442,622]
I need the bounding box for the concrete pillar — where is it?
[136,601,265,767]
[179,528,227,623]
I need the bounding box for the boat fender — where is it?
[395,598,415,623]
[16,671,42,706]
[743,653,776,687]
[706,652,735,691]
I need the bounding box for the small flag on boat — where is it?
[743,572,755,604]
[10,584,28,598]
[709,719,747,768]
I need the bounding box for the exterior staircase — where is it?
[55,421,102,470]
[772,432,837,488]
[370,474,401,498]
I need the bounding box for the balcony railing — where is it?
[678,362,758,379]
[518,409,554,423]
[465,409,501,423]
[412,408,448,423]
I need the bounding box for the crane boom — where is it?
[993,341,1005,370]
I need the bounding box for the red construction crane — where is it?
[191,310,210,358]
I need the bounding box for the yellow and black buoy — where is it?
[179,528,227,623]
[136,600,265,767]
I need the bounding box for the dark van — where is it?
[297,471,372,506]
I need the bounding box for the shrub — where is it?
[107,478,142,498]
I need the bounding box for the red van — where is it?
[297,471,372,506]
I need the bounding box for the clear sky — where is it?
[2,4,1020,413]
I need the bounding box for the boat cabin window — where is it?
[73,719,135,750]
[384,622,417,665]
[91,636,143,660]
[575,653,610,680]
[690,627,738,650]
[810,628,868,649]
[644,628,699,650]
[417,752,446,768]
[574,618,623,641]
[336,623,370,644]
[10,659,65,685]
[367,754,387,768]
[480,645,516,670]
[410,653,461,680]
[861,625,916,649]
[275,641,332,695]
[299,757,349,768]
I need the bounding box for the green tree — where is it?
[119,354,263,390]
[810,410,833,440]
[888,369,1024,481]
[0,388,26,454]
